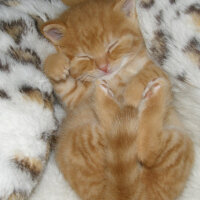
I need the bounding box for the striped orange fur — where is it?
[56,74,193,200]
[42,0,194,199]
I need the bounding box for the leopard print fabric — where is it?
[0,0,66,199]
[137,0,200,199]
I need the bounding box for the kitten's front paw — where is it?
[44,53,70,82]
[96,80,114,98]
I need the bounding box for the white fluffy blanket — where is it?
[0,0,200,200]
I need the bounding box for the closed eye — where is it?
[107,40,119,53]
[76,54,92,60]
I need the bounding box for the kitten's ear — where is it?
[42,21,66,45]
[114,0,135,17]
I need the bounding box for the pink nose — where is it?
[98,64,109,73]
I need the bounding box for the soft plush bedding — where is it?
[0,0,66,199]
[0,0,200,200]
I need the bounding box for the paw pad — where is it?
[143,79,162,99]
[97,80,114,97]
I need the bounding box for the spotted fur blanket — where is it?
[0,0,67,199]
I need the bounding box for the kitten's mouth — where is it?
[98,68,111,76]
[99,66,109,74]
[102,69,110,74]
[100,69,117,80]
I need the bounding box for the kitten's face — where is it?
[43,0,142,81]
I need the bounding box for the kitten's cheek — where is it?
[108,52,120,61]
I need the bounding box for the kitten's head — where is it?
[42,0,142,81]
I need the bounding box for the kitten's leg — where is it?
[136,78,168,167]
[136,78,194,200]
[136,78,191,167]
[94,81,120,129]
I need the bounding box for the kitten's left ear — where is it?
[42,21,66,45]
[114,0,135,17]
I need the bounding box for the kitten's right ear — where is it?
[42,22,66,45]
[114,0,135,17]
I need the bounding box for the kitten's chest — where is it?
[107,60,146,96]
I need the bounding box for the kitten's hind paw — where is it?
[139,78,171,112]
[142,78,162,99]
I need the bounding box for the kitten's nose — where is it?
[98,64,109,73]
[95,56,109,73]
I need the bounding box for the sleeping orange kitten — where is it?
[42,0,194,199]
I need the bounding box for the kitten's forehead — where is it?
[62,0,135,54]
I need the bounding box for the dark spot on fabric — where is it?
[184,38,200,58]
[44,92,52,102]
[176,10,180,17]
[13,157,42,180]
[0,19,27,44]
[43,92,53,110]
[29,15,44,37]
[49,135,58,150]
[52,92,61,105]
[41,131,50,143]
[140,0,154,9]
[169,0,176,4]
[176,72,186,82]
[20,85,36,93]
[150,30,169,65]
[156,10,164,25]
[20,85,42,101]
[0,0,19,7]
[184,38,200,68]
[186,38,200,51]
[45,13,50,21]
[0,89,10,99]
[185,4,200,14]
[41,131,58,149]
[8,190,27,200]
[0,60,9,72]
[9,47,41,69]
[0,0,10,6]
[20,85,53,110]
